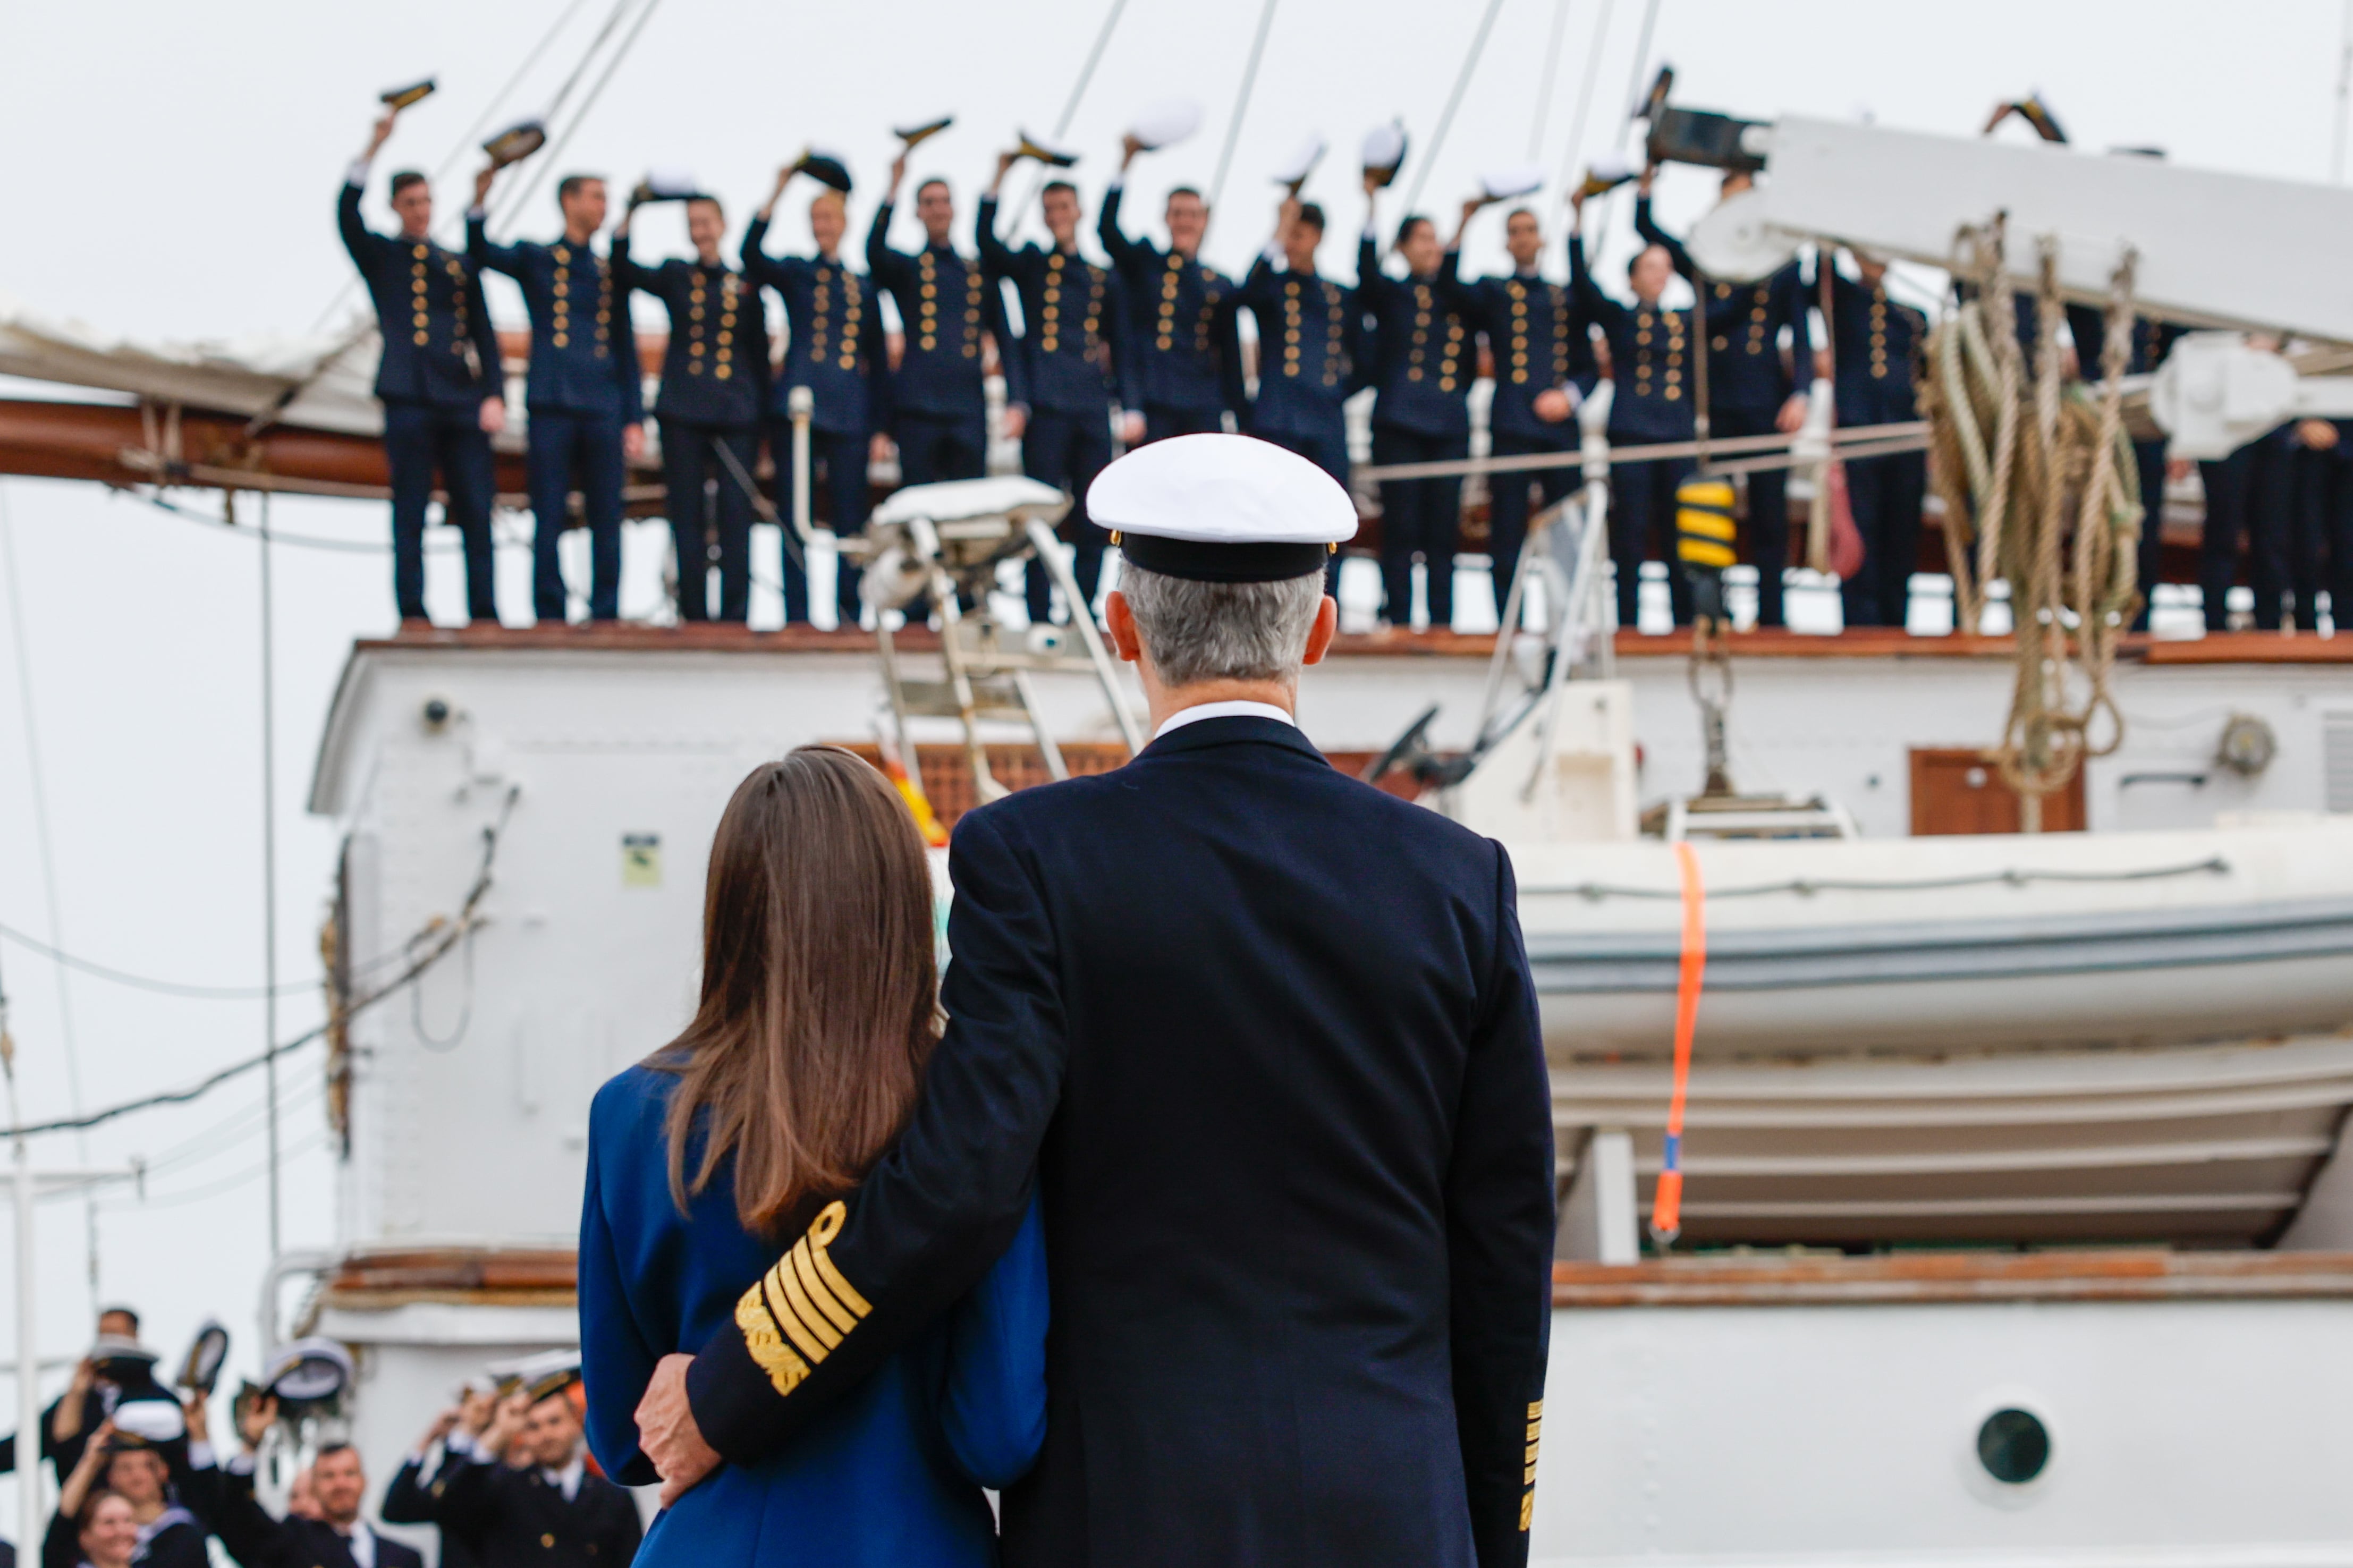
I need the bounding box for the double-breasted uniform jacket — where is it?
[1096,184,1244,419]
[1568,233,1695,442]
[431,1450,642,1568]
[684,715,1558,1568]
[739,222,891,436]
[382,1448,483,1568]
[1811,261,1927,427]
[1634,197,1812,417]
[183,1455,426,1568]
[466,217,645,422]
[1359,235,1474,438]
[866,204,1023,419]
[340,184,503,409]
[976,195,1140,419]
[1437,250,1599,442]
[1237,256,1367,442]
[612,242,768,429]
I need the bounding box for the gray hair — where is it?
[1119,564,1325,688]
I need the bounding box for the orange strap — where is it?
[1649,841,1707,1245]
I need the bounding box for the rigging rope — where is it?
[1207,0,1283,221]
[496,0,668,228]
[1528,0,1577,159]
[1919,216,2141,829]
[1398,0,1510,219]
[1552,0,1615,201]
[1004,0,1133,244]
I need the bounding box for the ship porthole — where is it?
[1976,1407,2051,1485]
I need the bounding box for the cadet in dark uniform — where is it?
[745,159,891,624]
[868,159,1017,487]
[641,434,1557,1568]
[2199,413,2299,632]
[1812,249,1927,628]
[340,108,506,628]
[468,168,645,624]
[182,1391,425,1568]
[979,152,1139,625]
[615,188,768,623]
[1237,197,1366,591]
[434,1367,641,1568]
[2062,306,2181,628]
[1101,137,1243,442]
[1361,181,1476,631]
[1567,183,1696,628]
[1441,199,1597,609]
[1635,171,1813,627]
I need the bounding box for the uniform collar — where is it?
[1153,699,1296,740]
[1139,710,1327,765]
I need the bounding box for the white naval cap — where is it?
[1128,98,1203,151]
[1361,120,1408,188]
[1088,434,1356,583]
[1478,160,1546,202]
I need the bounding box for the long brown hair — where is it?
[656,747,941,1233]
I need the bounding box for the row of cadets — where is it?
[1102,111,1247,443]
[866,128,1021,491]
[342,104,507,630]
[1359,138,1478,632]
[1440,173,1600,601]
[744,154,890,626]
[1810,246,1928,628]
[467,164,646,625]
[614,179,771,623]
[1635,165,1814,629]
[1567,173,1698,629]
[978,138,1143,625]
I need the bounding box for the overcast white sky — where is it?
[0,0,2347,1533]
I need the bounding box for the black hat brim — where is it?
[1115,535,1332,583]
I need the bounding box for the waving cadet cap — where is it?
[483,118,547,170]
[108,1400,188,1448]
[1479,161,1547,202]
[1578,152,1636,199]
[263,1337,354,1408]
[1128,98,1203,152]
[1361,121,1408,189]
[894,115,955,150]
[631,167,704,206]
[1088,434,1357,583]
[380,79,436,111]
[1015,131,1081,168]
[793,148,854,193]
[514,1347,583,1404]
[176,1320,231,1394]
[1271,133,1326,196]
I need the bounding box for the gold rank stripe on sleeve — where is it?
[1522,1399,1545,1529]
[731,1199,871,1397]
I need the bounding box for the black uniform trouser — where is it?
[1143,403,1224,444]
[2199,436,2294,631]
[1610,452,1696,629]
[895,410,987,487]
[768,420,871,624]
[1711,403,1792,627]
[1372,426,1467,629]
[1252,422,1352,594]
[383,399,497,624]
[2297,446,2353,631]
[661,419,757,623]
[2129,437,2169,631]
[526,408,625,623]
[1022,406,1115,624]
[1841,450,1926,629]
[1486,428,1577,615]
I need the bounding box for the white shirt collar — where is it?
[335,1520,377,1568]
[1152,700,1297,741]
[543,1455,586,1501]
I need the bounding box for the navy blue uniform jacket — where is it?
[582,1064,1047,1568]
[867,205,1022,419]
[1635,197,1812,416]
[1810,261,1926,427]
[1238,258,1366,442]
[976,195,1139,417]
[613,243,767,429]
[1096,185,1243,418]
[1438,250,1598,440]
[685,716,1558,1568]
[739,221,891,435]
[465,217,644,422]
[339,183,502,410]
[1360,236,1474,437]
[1569,234,1695,442]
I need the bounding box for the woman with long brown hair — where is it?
[579,747,1045,1566]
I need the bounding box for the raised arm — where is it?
[678,807,1067,1470]
[976,153,1019,281]
[1098,146,1149,277]
[866,151,914,289]
[337,109,396,273]
[610,233,657,298]
[1564,219,1627,336]
[1631,175,1696,284]
[1447,846,1558,1568]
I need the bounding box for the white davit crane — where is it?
[1666,108,2353,457]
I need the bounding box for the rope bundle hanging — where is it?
[1918,216,2145,827]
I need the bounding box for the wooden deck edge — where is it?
[1554,1250,2353,1307]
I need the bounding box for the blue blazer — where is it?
[580,1063,1047,1568]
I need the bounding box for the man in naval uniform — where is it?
[468,169,645,624]
[433,1363,642,1568]
[1811,248,1927,628]
[1568,182,1697,628]
[868,161,1019,487]
[744,158,891,625]
[615,187,769,623]
[1441,199,1597,612]
[1635,169,1813,628]
[979,152,1140,626]
[341,107,506,629]
[1237,197,1366,592]
[634,432,1558,1568]
[1100,140,1243,443]
[183,1391,425,1568]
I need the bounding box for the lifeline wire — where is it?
[1207,0,1283,219]
[1521,856,2232,903]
